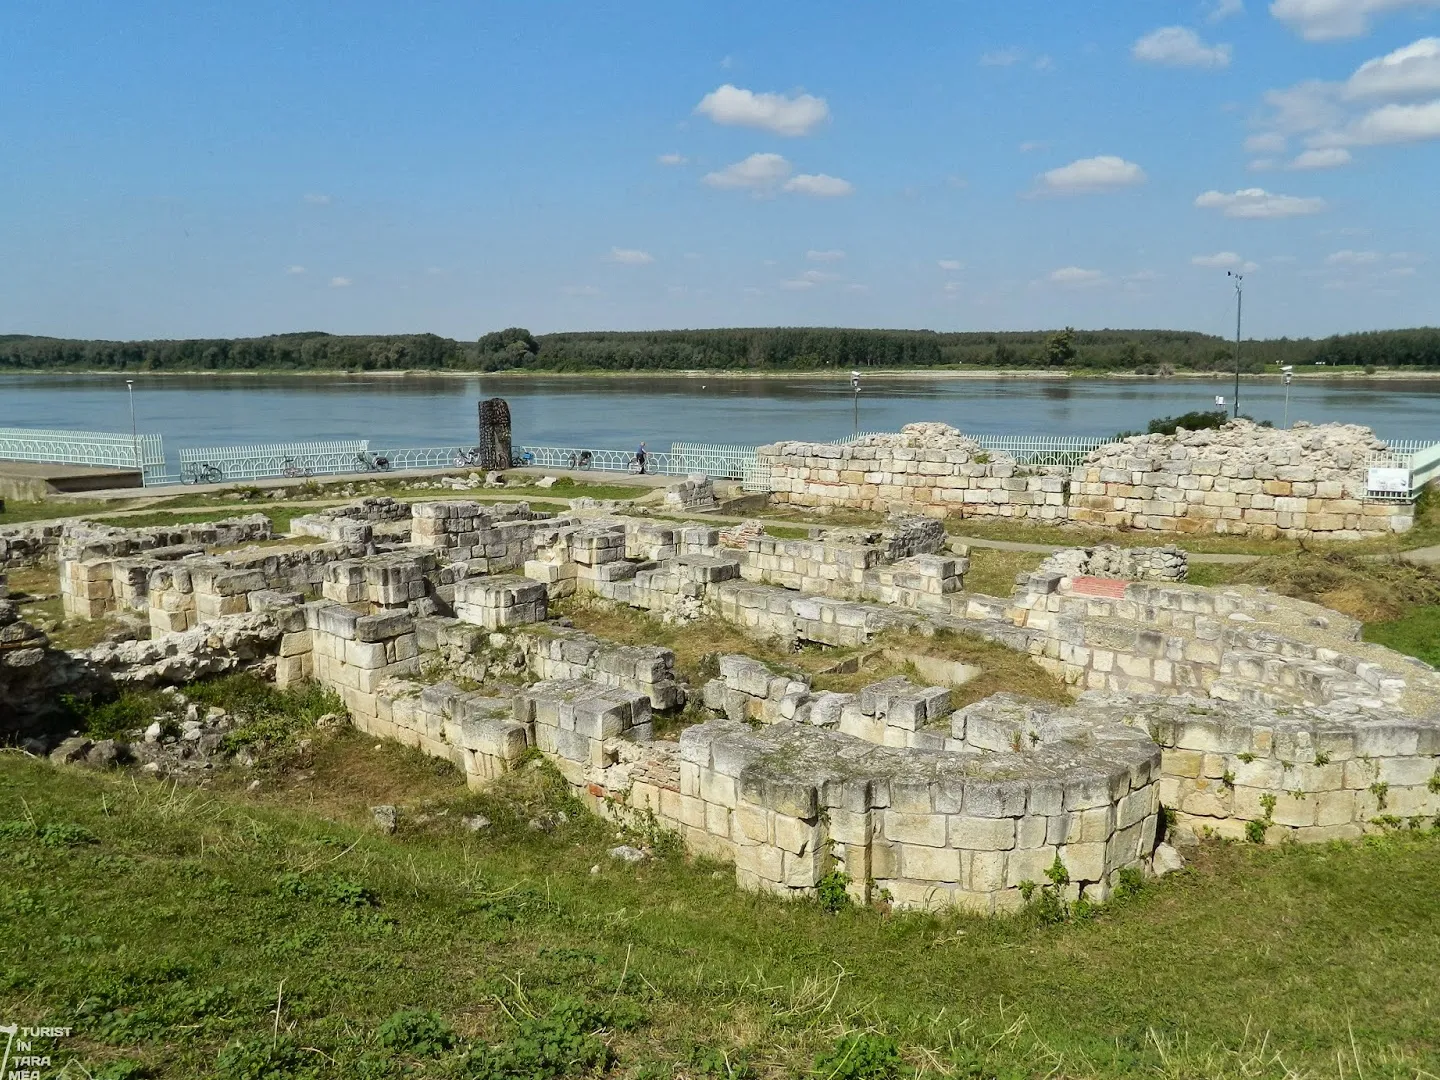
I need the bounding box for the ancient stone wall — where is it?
[758,421,1415,539]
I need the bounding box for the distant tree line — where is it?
[3,326,1440,374]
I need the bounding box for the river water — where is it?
[1,373,1438,453]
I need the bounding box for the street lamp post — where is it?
[1227,271,1243,419]
[125,380,140,482]
[1281,365,1293,428]
[850,370,861,436]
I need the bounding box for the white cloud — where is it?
[694,84,829,136]
[943,281,964,293]
[1047,266,1109,287]
[657,153,688,166]
[1032,54,1054,71]
[285,265,306,275]
[1318,99,1440,145]
[1346,37,1440,98]
[1326,249,1383,264]
[607,247,654,264]
[561,284,602,297]
[1262,80,1345,134]
[1035,155,1147,194]
[1132,26,1233,68]
[1194,187,1327,218]
[799,269,840,282]
[1249,157,1280,170]
[1018,140,1049,152]
[779,278,816,290]
[1271,0,1440,41]
[304,193,331,205]
[329,276,351,287]
[1192,251,1253,269]
[846,283,869,293]
[980,47,1024,66]
[702,152,791,191]
[1245,132,1288,153]
[806,249,846,262]
[1289,146,1353,168]
[1208,0,1245,21]
[938,259,964,271]
[783,173,854,197]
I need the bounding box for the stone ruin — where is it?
[7,488,1440,914]
[759,419,1414,539]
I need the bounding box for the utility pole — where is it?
[850,370,861,436]
[1281,365,1293,428]
[126,379,140,482]
[1227,271,1243,419]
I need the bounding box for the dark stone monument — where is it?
[478,398,513,470]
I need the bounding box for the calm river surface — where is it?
[2,373,1439,453]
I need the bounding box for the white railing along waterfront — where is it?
[0,427,166,483]
[178,440,371,484]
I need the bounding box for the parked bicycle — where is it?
[281,457,313,479]
[567,450,594,470]
[183,462,224,485]
[356,451,391,472]
[452,447,482,468]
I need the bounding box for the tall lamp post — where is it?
[1281,365,1293,428]
[125,380,140,483]
[850,370,861,436]
[1226,271,1243,419]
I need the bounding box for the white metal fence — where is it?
[0,427,166,482]
[178,440,371,484]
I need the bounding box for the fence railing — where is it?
[1366,442,1440,501]
[0,427,166,483]
[178,440,370,484]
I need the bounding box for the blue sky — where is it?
[4,0,1440,341]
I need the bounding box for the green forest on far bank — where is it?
[4,324,1440,374]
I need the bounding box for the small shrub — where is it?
[813,1032,903,1080]
[689,1045,757,1079]
[215,1034,318,1079]
[1113,866,1144,901]
[0,819,96,848]
[455,999,616,1080]
[816,870,851,914]
[1370,781,1390,810]
[1245,819,1268,844]
[374,1008,456,1056]
[91,1062,151,1080]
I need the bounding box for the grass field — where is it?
[3,733,1439,1080]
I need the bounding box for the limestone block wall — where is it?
[321,553,439,609]
[0,522,67,569]
[454,576,548,628]
[1057,695,1440,843]
[667,716,1161,911]
[701,655,813,724]
[759,435,1065,521]
[520,625,686,709]
[515,678,655,783]
[1037,545,1187,583]
[291,497,412,544]
[410,501,562,569]
[307,603,421,721]
[759,422,1415,539]
[368,681,529,785]
[664,475,717,512]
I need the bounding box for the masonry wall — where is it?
[758,423,1416,540]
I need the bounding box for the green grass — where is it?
[1364,605,1440,668]
[0,498,146,526]
[961,548,1048,597]
[762,524,811,540]
[3,738,1440,1079]
[100,507,298,533]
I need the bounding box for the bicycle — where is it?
[452,447,482,468]
[281,457,313,479]
[629,454,647,475]
[567,450,594,470]
[183,462,223,485]
[356,451,391,472]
